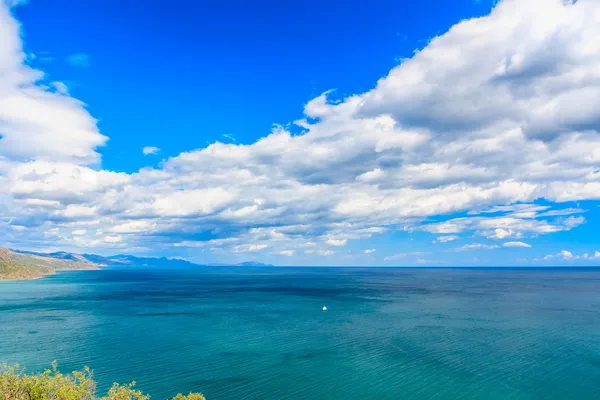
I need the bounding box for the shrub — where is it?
[0,363,206,400]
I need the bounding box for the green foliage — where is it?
[0,364,205,400]
[98,383,149,400]
[0,363,95,400]
[172,395,206,400]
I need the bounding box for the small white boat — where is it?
[322,306,327,311]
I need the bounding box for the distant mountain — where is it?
[237,261,270,267]
[12,250,201,268]
[10,248,273,271]
[105,254,201,268]
[13,249,113,266]
[0,246,97,281]
[207,261,272,267]
[14,250,93,264]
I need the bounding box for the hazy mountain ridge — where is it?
[0,247,98,281]
[8,248,273,274]
[206,261,272,267]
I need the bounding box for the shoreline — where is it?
[0,265,99,283]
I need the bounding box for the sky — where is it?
[1,0,599,266]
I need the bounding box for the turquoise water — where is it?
[1,267,600,399]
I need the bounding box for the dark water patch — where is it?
[136,312,207,317]
[587,356,600,369]
[282,349,338,362]
[34,316,67,321]
[411,324,444,331]
[187,376,249,386]
[216,350,265,358]
[0,302,50,312]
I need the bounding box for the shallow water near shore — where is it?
[1,267,600,399]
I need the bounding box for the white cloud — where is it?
[148,188,235,217]
[278,250,294,257]
[559,250,574,260]
[356,168,384,182]
[416,257,438,265]
[364,249,376,254]
[142,146,160,155]
[102,235,122,243]
[470,204,550,217]
[173,238,240,248]
[0,4,106,165]
[459,244,500,251]
[537,208,585,217]
[541,250,600,261]
[305,249,335,256]
[109,220,155,234]
[489,228,512,240]
[424,214,585,239]
[503,241,532,248]
[435,235,459,243]
[326,239,347,247]
[2,0,600,260]
[384,252,430,260]
[233,244,268,253]
[52,81,69,95]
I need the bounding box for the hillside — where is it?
[0,247,98,281]
[14,249,273,268]
[3,247,274,281]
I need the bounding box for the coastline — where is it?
[0,265,99,283]
[1,246,100,282]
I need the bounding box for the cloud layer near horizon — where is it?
[1,0,600,260]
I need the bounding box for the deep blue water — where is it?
[1,267,600,399]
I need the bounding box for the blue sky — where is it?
[1,0,600,266]
[15,0,496,173]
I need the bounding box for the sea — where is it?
[1,267,599,399]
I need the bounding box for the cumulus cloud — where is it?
[102,235,122,243]
[384,252,430,261]
[0,7,106,165]
[233,244,268,253]
[459,244,500,251]
[547,250,575,260]
[488,228,513,240]
[326,239,347,247]
[364,249,376,254]
[503,241,532,248]
[423,213,585,240]
[2,0,600,260]
[305,249,335,256]
[541,250,600,261]
[142,146,160,155]
[435,235,459,243]
[561,250,577,260]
